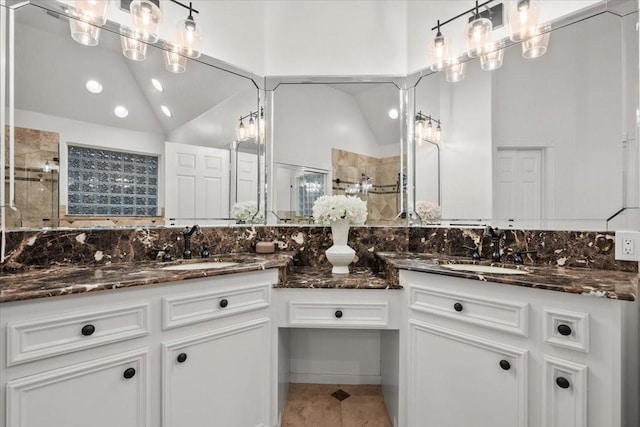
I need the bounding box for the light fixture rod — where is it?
[168,0,199,15]
[238,110,259,122]
[416,111,441,126]
[430,0,494,31]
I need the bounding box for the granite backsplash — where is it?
[1,226,637,273]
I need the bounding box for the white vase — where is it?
[325,219,355,274]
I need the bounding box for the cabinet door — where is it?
[408,320,528,427]
[163,318,270,427]
[6,349,148,427]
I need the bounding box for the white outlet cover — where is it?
[615,231,640,261]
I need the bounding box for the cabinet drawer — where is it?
[162,283,270,330]
[288,301,389,328]
[409,284,529,336]
[544,308,590,352]
[7,304,149,366]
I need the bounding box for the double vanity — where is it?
[0,243,637,427]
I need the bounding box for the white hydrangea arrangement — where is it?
[416,200,441,222]
[231,201,264,223]
[312,195,368,225]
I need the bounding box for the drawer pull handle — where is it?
[557,324,572,336]
[123,368,136,379]
[556,377,570,389]
[499,360,511,371]
[335,310,343,319]
[453,302,464,312]
[177,353,188,363]
[219,299,228,308]
[81,324,95,336]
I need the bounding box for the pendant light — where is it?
[433,124,442,144]
[508,0,540,42]
[425,118,434,141]
[69,0,110,46]
[247,115,257,139]
[236,117,248,141]
[164,43,187,73]
[522,25,550,59]
[258,107,266,141]
[446,57,466,83]
[129,0,162,43]
[120,27,148,61]
[465,1,492,58]
[415,114,426,142]
[428,20,449,72]
[480,40,505,70]
[177,2,203,58]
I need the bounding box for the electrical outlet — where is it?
[615,231,640,261]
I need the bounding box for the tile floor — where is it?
[281,383,393,427]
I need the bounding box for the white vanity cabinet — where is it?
[402,270,639,427]
[0,269,278,427]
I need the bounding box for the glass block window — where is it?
[67,145,159,216]
[296,173,325,217]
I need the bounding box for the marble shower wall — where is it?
[1,226,635,273]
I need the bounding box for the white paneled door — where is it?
[494,148,542,228]
[165,142,230,226]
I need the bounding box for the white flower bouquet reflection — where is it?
[231,201,264,223]
[416,200,441,224]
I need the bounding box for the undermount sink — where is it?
[441,264,530,275]
[160,261,239,271]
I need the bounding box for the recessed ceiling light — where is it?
[151,78,164,92]
[160,105,172,117]
[388,108,399,119]
[85,79,103,94]
[113,106,129,118]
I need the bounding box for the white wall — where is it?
[273,84,382,170]
[264,0,407,76]
[14,108,166,209]
[493,12,623,222]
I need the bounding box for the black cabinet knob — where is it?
[123,368,136,379]
[335,310,343,319]
[177,353,188,363]
[499,360,511,371]
[81,324,95,336]
[453,302,464,312]
[556,377,570,389]
[557,324,572,336]
[219,299,228,308]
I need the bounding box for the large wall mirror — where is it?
[4,1,262,230]
[413,2,639,231]
[268,81,406,225]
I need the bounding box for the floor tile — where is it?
[341,395,393,427]
[338,384,384,397]
[281,394,342,427]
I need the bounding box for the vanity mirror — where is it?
[4,1,262,230]
[268,81,406,225]
[412,3,639,231]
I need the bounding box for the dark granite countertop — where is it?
[277,266,402,290]
[376,252,639,301]
[0,252,296,303]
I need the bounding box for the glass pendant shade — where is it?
[164,45,187,73]
[236,120,247,141]
[69,1,109,46]
[428,33,449,72]
[130,0,162,43]
[480,40,505,71]
[415,117,426,142]
[425,120,434,141]
[120,30,148,61]
[247,116,257,139]
[446,58,466,83]
[522,27,550,59]
[258,112,266,141]
[178,17,203,58]
[508,0,540,42]
[433,125,442,144]
[69,18,102,46]
[465,17,492,58]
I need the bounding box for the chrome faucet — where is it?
[483,226,503,262]
[182,225,202,259]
